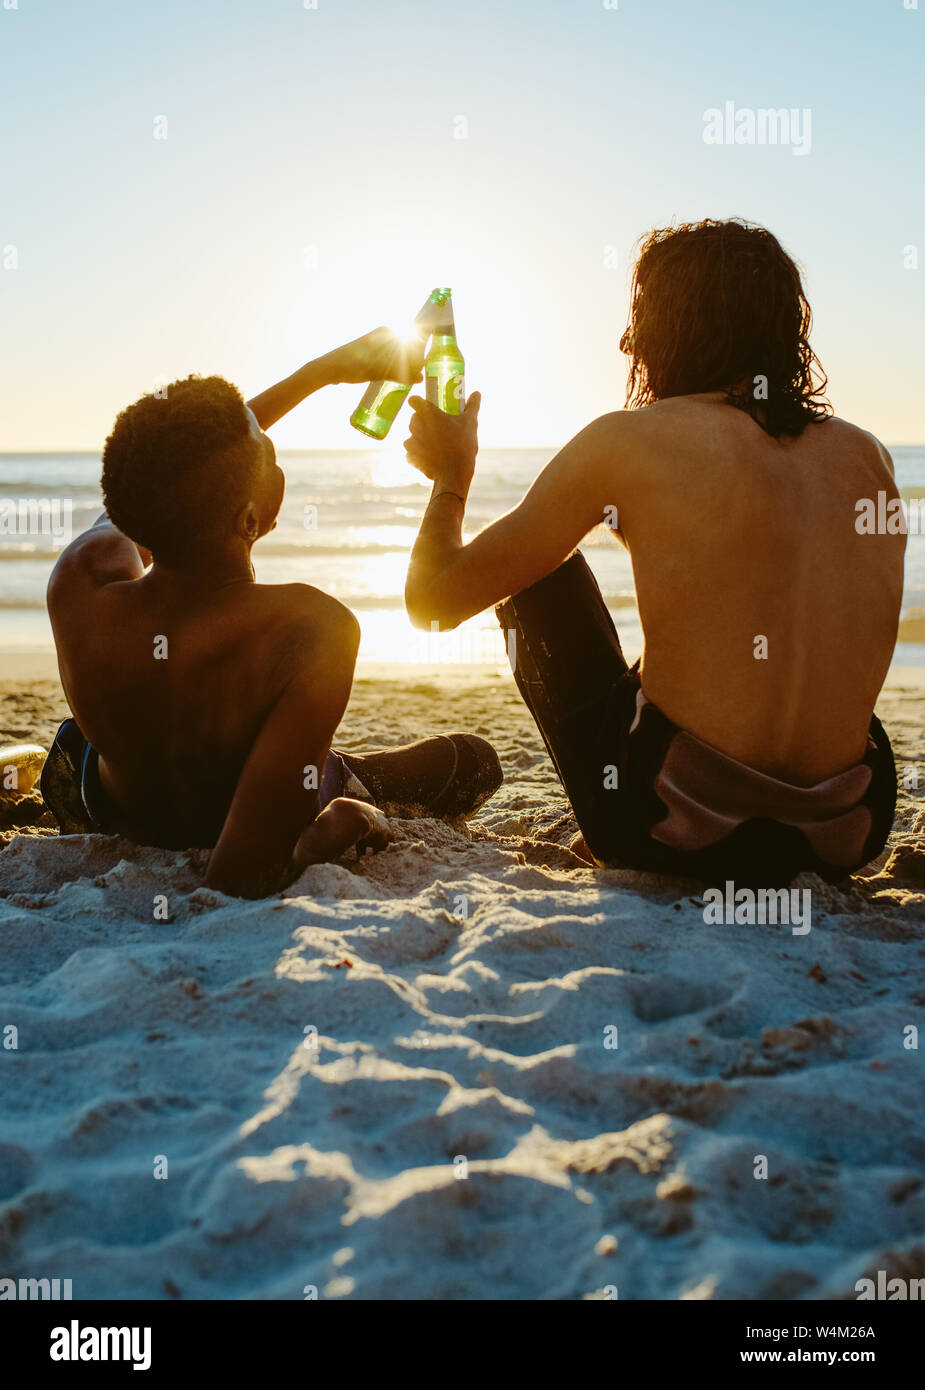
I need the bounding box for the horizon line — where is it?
[0,444,564,456]
[3,442,925,455]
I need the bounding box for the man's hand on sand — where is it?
[326,327,426,386]
[404,392,481,498]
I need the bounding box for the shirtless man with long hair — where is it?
[403,219,904,885]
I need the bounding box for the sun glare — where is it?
[391,323,422,347]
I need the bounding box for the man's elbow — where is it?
[404,584,462,632]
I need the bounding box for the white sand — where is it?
[1,672,924,1300]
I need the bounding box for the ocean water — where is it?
[2,445,924,667]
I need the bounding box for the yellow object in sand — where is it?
[0,744,48,796]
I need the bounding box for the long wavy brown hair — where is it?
[621,219,832,438]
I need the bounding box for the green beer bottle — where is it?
[350,288,450,440]
[350,377,416,440]
[424,288,465,414]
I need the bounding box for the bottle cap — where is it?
[414,288,454,334]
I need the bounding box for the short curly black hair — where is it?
[621,219,832,438]
[101,375,257,567]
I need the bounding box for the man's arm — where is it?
[204,610,388,898]
[50,324,426,593]
[247,327,426,431]
[403,396,621,630]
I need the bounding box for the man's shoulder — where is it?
[578,405,660,437]
[249,581,357,624]
[826,416,894,467]
[246,582,360,665]
[574,401,712,478]
[214,579,362,691]
[579,398,714,446]
[567,406,666,468]
[597,402,892,472]
[47,519,143,605]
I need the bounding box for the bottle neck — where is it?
[428,329,457,346]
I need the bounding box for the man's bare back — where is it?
[607,394,905,783]
[48,557,353,850]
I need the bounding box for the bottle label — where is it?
[427,373,466,413]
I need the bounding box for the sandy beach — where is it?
[1,662,924,1300]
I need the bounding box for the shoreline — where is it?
[4,649,925,689]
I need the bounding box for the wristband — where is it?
[434,490,466,506]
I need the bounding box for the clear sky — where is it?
[1,0,922,450]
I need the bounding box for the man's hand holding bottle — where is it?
[325,326,426,386]
[404,391,482,502]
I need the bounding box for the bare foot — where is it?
[292,797,392,872]
[353,803,392,857]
